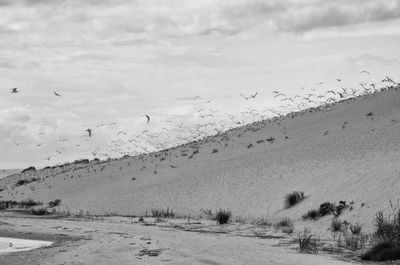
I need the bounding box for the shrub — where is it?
[200,209,215,220]
[361,206,400,261]
[151,208,175,218]
[215,209,231,225]
[366,112,373,117]
[302,209,319,220]
[30,207,49,215]
[319,202,336,216]
[275,217,292,228]
[344,234,367,251]
[350,223,362,235]
[285,191,305,208]
[48,199,62,208]
[212,148,218,153]
[298,231,318,253]
[20,199,42,208]
[331,218,342,232]
[361,242,400,261]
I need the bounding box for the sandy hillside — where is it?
[1,87,400,233]
[0,170,20,180]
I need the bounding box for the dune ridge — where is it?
[1,86,400,233]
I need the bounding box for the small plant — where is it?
[30,207,49,215]
[361,203,400,261]
[200,209,215,220]
[285,191,305,208]
[151,208,175,218]
[274,217,293,230]
[212,148,218,153]
[48,199,62,208]
[331,218,342,232]
[319,202,336,216]
[302,209,319,220]
[366,112,373,117]
[297,230,318,253]
[215,209,231,225]
[350,223,362,235]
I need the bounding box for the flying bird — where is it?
[360,70,370,75]
[10,88,19,93]
[86,129,92,137]
[144,115,150,124]
[53,91,62,97]
[240,92,258,100]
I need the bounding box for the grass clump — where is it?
[361,204,400,261]
[350,223,362,235]
[297,230,318,253]
[151,208,175,218]
[302,209,319,220]
[331,218,342,232]
[48,199,62,208]
[215,209,231,225]
[285,191,305,208]
[30,207,49,215]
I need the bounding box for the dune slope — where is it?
[1,87,400,231]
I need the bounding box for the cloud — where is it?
[279,0,400,32]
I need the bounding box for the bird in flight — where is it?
[144,115,150,124]
[10,88,19,93]
[360,70,370,75]
[240,92,258,100]
[53,91,62,97]
[86,129,92,137]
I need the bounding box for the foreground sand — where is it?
[0,213,359,265]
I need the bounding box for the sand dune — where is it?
[1,87,400,234]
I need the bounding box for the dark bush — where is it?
[30,207,49,215]
[302,209,319,220]
[361,206,400,261]
[361,243,400,261]
[215,209,231,225]
[285,191,305,208]
[151,208,175,218]
[319,202,336,216]
[48,199,62,208]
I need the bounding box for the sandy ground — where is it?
[0,237,52,254]
[0,213,360,265]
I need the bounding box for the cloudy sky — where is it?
[1,0,400,168]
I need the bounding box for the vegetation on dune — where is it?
[362,204,400,261]
[297,230,318,253]
[151,207,175,218]
[285,191,305,208]
[215,209,231,225]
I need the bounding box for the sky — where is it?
[1,0,400,168]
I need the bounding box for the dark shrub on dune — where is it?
[48,199,62,208]
[30,207,49,215]
[302,209,319,220]
[361,206,400,261]
[215,209,231,225]
[285,191,305,208]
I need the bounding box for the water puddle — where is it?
[0,237,52,254]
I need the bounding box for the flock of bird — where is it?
[6,71,399,164]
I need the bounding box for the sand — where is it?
[0,213,358,265]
